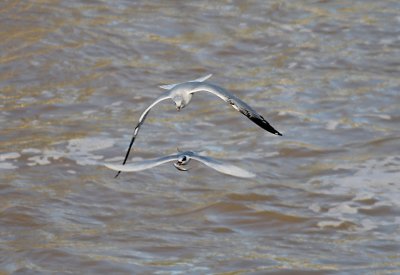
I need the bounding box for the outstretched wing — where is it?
[191,83,282,136]
[159,74,212,90]
[191,154,256,178]
[106,154,178,172]
[115,95,171,177]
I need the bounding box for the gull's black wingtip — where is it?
[274,129,283,136]
[264,125,282,137]
[252,115,282,137]
[114,171,121,178]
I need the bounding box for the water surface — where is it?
[1,1,400,274]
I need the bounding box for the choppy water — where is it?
[1,1,400,274]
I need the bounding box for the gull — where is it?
[105,151,256,178]
[115,74,282,177]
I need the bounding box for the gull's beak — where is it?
[174,162,189,171]
[177,165,188,171]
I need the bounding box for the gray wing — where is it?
[191,83,282,136]
[115,95,171,177]
[159,74,212,90]
[106,154,178,172]
[191,154,256,178]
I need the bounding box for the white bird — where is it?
[106,151,256,178]
[115,74,281,177]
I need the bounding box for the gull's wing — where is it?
[191,154,256,178]
[106,155,178,172]
[115,94,171,177]
[191,83,282,136]
[159,74,212,90]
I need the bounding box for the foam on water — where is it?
[309,156,400,233]
[0,137,116,169]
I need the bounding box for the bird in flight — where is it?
[115,74,282,177]
[106,150,256,178]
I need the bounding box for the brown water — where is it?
[1,1,400,274]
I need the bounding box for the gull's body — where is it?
[115,74,281,177]
[106,151,256,178]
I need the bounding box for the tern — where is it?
[106,151,256,178]
[115,74,281,177]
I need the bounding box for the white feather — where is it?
[159,74,212,90]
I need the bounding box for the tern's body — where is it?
[115,74,282,177]
[106,151,255,178]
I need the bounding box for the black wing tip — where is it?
[114,171,121,178]
[251,116,283,136]
[273,128,283,136]
[269,128,282,136]
[268,128,282,136]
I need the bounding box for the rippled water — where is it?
[1,1,400,274]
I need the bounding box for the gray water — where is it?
[1,1,400,274]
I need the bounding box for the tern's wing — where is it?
[191,83,282,136]
[191,154,256,178]
[106,154,178,172]
[115,95,171,177]
[159,74,212,90]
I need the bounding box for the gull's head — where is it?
[173,95,184,111]
[177,154,190,165]
[174,154,191,171]
[171,86,193,111]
